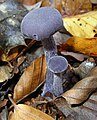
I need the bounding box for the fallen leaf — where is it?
[0,64,13,83]
[83,99,97,112]
[53,97,78,119]
[51,0,63,13]
[89,92,97,101]
[0,99,8,109]
[86,66,97,77]
[19,0,50,6]
[61,51,88,61]
[73,104,97,120]
[53,93,97,120]
[1,106,8,120]
[62,0,92,15]
[8,104,54,120]
[17,0,36,5]
[62,76,97,105]
[62,36,97,56]
[0,0,28,61]
[73,57,96,79]
[13,55,46,102]
[10,56,26,75]
[0,0,27,21]
[63,11,97,38]
[39,0,50,7]
[53,32,70,45]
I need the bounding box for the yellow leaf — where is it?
[63,36,97,56]
[13,55,46,102]
[63,11,97,38]
[8,104,54,120]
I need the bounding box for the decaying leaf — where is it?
[86,66,97,77]
[52,92,97,120]
[37,0,50,7]
[50,0,63,13]
[63,11,97,38]
[61,51,88,61]
[62,36,97,56]
[62,76,97,105]
[17,0,36,5]
[62,66,97,105]
[0,0,28,61]
[0,64,13,83]
[53,31,70,45]
[19,0,50,6]
[62,0,92,15]
[90,92,97,101]
[0,0,27,21]
[53,97,77,118]
[0,33,27,61]
[73,57,96,79]
[0,99,8,109]
[13,55,46,102]
[8,104,54,120]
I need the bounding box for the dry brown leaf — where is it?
[53,93,97,120]
[18,0,50,6]
[0,99,8,109]
[62,36,97,56]
[63,10,97,38]
[50,0,63,13]
[83,99,97,112]
[62,0,92,15]
[89,92,97,101]
[5,46,27,62]
[62,76,97,105]
[61,51,88,61]
[37,0,50,7]
[86,66,97,77]
[17,0,36,5]
[13,55,46,102]
[18,0,63,12]
[0,0,27,61]
[0,64,13,83]
[8,104,54,120]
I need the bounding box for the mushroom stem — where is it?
[41,36,57,97]
[53,73,63,96]
[41,36,57,61]
[41,69,54,98]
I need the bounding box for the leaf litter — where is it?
[0,0,97,120]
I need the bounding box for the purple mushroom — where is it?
[48,55,68,96]
[21,7,68,98]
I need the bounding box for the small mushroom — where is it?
[48,55,68,96]
[21,7,68,97]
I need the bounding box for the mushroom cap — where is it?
[48,56,68,73]
[21,7,63,41]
